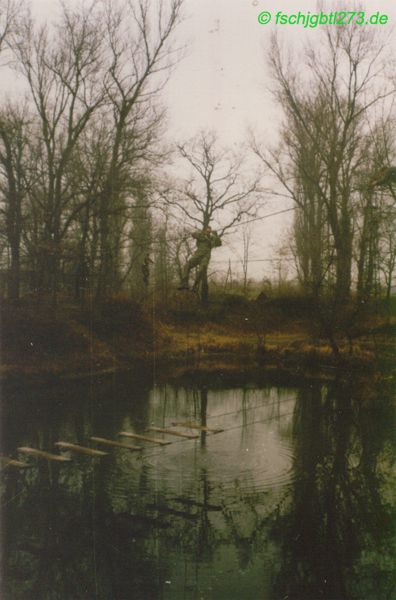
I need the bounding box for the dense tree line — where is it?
[0,0,185,304]
[251,24,396,350]
[253,26,396,306]
[0,1,395,315]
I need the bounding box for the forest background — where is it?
[1,0,396,378]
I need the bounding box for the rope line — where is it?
[139,408,296,461]
[227,206,296,229]
[0,399,296,488]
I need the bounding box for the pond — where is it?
[1,370,395,600]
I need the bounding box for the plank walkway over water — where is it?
[118,432,171,445]
[171,422,224,434]
[147,426,199,439]
[0,455,30,468]
[90,437,143,451]
[17,447,71,462]
[55,442,108,457]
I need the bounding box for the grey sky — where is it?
[164,0,396,281]
[3,0,396,282]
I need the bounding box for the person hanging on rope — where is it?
[368,165,396,189]
[178,226,222,291]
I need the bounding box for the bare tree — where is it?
[0,0,20,55]
[379,213,396,301]
[252,25,395,355]
[126,187,153,299]
[10,1,107,302]
[153,219,174,304]
[60,121,112,301]
[241,219,254,296]
[164,131,261,304]
[356,116,396,301]
[254,26,394,305]
[94,0,183,301]
[0,103,30,300]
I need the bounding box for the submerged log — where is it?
[118,431,171,445]
[0,455,30,469]
[90,437,143,451]
[17,447,71,462]
[55,442,108,457]
[147,426,199,439]
[171,421,223,434]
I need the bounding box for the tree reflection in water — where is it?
[1,377,395,599]
[271,379,396,600]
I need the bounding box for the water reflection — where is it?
[272,380,396,600]
[1,375,395,599]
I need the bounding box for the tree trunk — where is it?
[8,238,20,301]
[334,225,352,304]
[200,265,209,308]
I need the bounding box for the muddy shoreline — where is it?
[1,339,385,392]
[2,301,393,389]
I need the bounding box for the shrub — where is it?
[90,295,153,343]
[1,305,89,359]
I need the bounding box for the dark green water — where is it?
[1,371,395,600]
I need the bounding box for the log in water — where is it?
[17,447,71,462]
[55,442,108,457]
[118,432,171,445]
[171,421,224,433]
[0,456,30,469]
[90,437,143,451]
[147,426,199,439]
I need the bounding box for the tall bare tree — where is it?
[94,0,183,301]
[0,0,20,55]
[241,219,254,296]
[252,25,395,354]
[164,131,261,303]
[254,26,394,305]
[0,104,30,300]
[11,1,107,302]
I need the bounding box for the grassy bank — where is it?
[1,292,393,384]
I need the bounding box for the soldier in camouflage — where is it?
[179,226,222,291]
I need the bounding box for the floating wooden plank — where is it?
[17,447,71,462]
[118,432,171,445]
[90,437,143,451]
[147,426,199,439]
[55,442,108,457]
[0,455,30,469]
[172,421,223,434]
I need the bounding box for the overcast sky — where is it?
[3,0,396,282]
[168,0,396,281]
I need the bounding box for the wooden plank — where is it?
[0,455,30,468]
[55,442,108,457]
[147,426,199,439]
[17,447,71,462]
[118,431,171,445]
[172,421,223,434]
[90,437,143,451]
